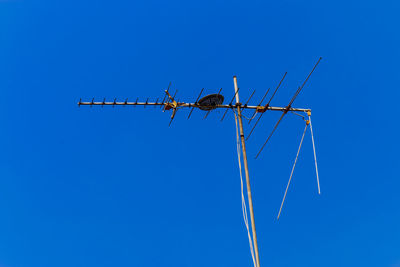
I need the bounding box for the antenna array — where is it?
[78,57,323,267]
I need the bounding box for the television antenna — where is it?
[78,57,322,267]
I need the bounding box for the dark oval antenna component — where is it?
[198,94,224,111]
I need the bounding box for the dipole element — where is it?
[233,76,261,267]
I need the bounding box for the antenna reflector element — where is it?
[198,94,224,111]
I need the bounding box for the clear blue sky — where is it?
[1,1,399,266]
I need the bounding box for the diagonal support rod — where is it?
[277,122,308,220]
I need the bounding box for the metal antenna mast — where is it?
[78,57,323,267]
[233,76,261,267]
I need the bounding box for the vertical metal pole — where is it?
[233,76,261,267]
